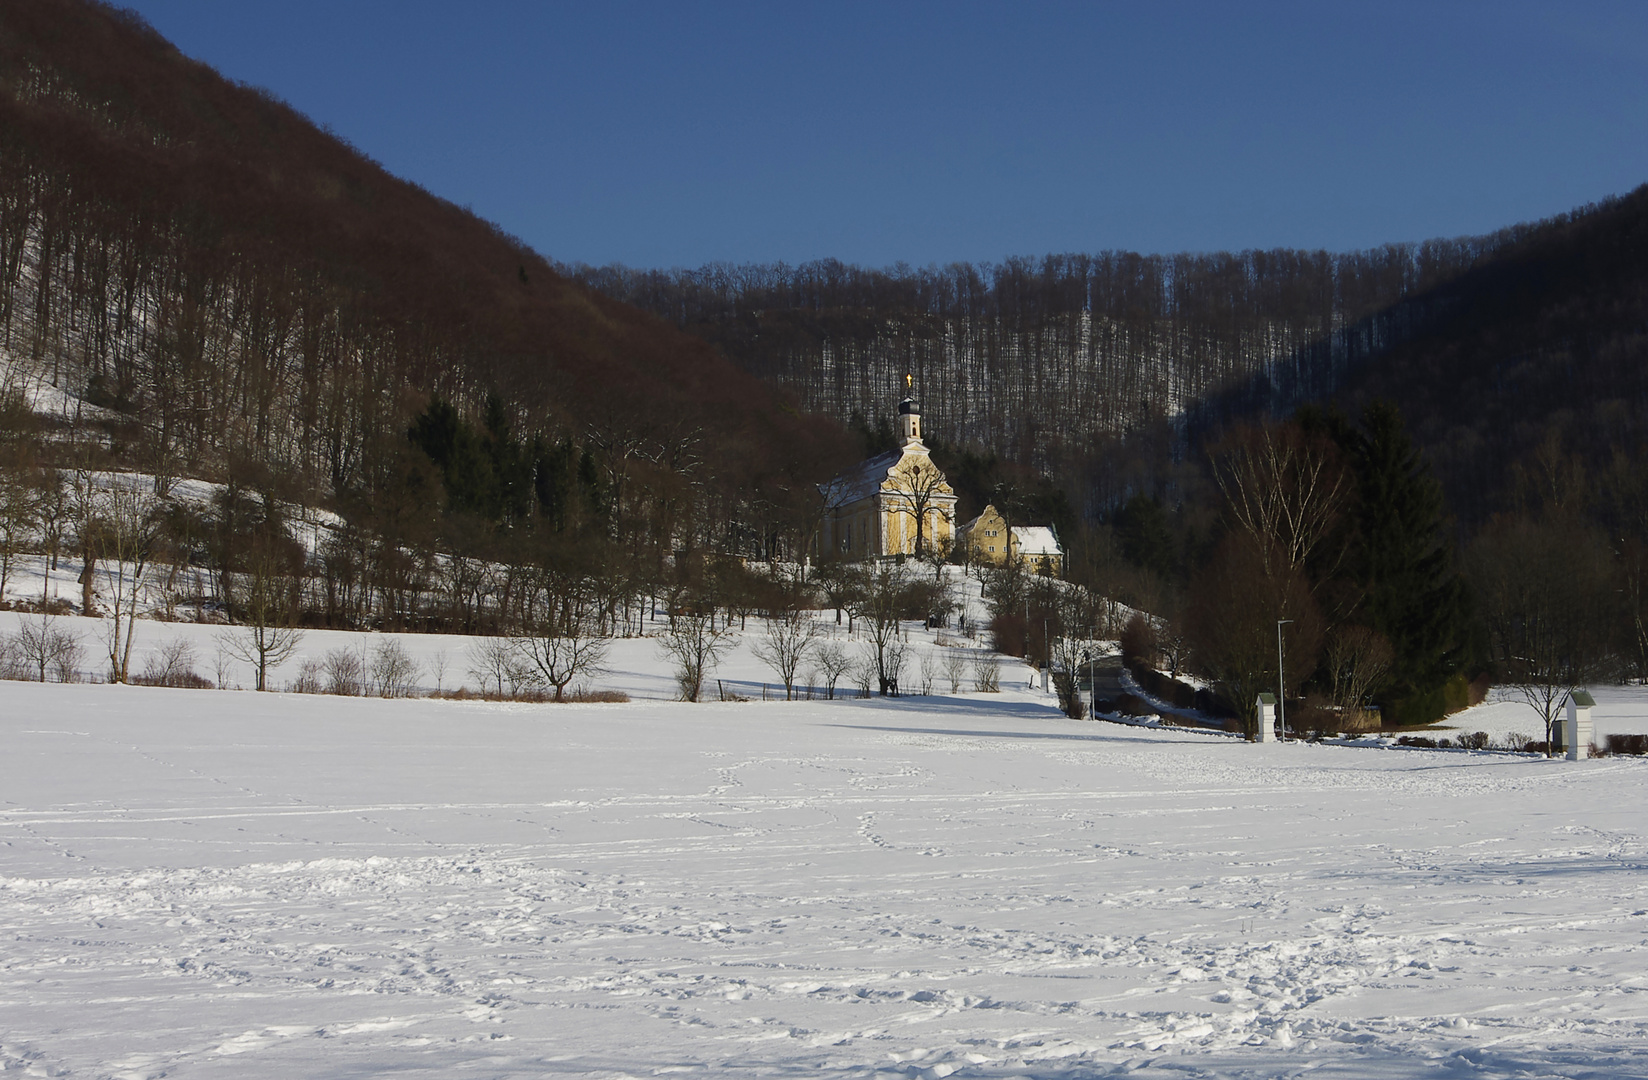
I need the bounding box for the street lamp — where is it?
[1082,648,1092,719]
[1276,619,1293,743]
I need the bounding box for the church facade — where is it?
[819,388,958,560]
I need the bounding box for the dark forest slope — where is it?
[0,0,851,549]
[1324,186,1648,523]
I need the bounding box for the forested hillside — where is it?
[0,0,852,558]
[1328,185,1648,523]
[570,189,1648,524]
[566,245,1489,504]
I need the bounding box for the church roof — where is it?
[819,449,902,510]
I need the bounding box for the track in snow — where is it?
[3,682,1648,1078]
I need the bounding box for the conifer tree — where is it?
[1342,402,1471,723]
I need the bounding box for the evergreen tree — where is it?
[1342,402,1472,723]
[1114,493,1176,581]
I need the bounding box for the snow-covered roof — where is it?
[818,449,901,510]
[1011,525,1062,556]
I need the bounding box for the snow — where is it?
[4,631,1648,1076]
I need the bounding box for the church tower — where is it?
[897,373,922,447]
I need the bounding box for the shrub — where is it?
[136,637,209,688]
[369,638,419,698]
[1114,693,1156,717]
[990,613,1026,657]
[430,686,629,703]
[1128,663,1198,710]
[850,654,875,698]
[1119,613,1158,668]
[1607,733,1648,756]
[916,651,936,696]
[971,655,999,693]
[1458,731,1491,751]
[0,632,22,680]
[323,648,364,696]
[1193,687,1238,719]
[291,658,323,694]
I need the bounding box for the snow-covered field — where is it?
[4,651,1648,1078]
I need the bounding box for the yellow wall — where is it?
[964,505,1011,564]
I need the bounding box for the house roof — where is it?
[1011,525,1062,556]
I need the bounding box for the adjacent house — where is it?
[959,503,1063,575]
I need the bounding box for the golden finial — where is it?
[905,373,912,391]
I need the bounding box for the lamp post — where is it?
[1276,619,1292,743]
[1082,648,1092,719]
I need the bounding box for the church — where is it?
[819,381,958,560]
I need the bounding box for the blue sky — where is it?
[124,1,1648,269]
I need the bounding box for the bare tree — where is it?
[369,638,420,698]
[293,658,324,694]
[512,614,608,702]
[467,638,521,696]
[1324,625,1393,727]
[751,609,820,700]
[0,463,37,601]
[850,649,876,697]
[942,647,967,693]
[91,480,163,683]
[1470,515,1620,754]
[1184,536,1324,739]
[883,636,909,695]
[428,648,449,693]
[813,560,863,627]
[1157,612,1192,679]
[1211,423,1347,583]
[36,468,68,577]
[847,563,916,694]
[68,464,98,616]
[14,614,82,682]
[813,640,852,699]
[213,639,236,690]
[220,539,305,692]
[658,612,732,702]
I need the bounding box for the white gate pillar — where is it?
[1255,693,1276,743]
[1567,690,1594,761]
